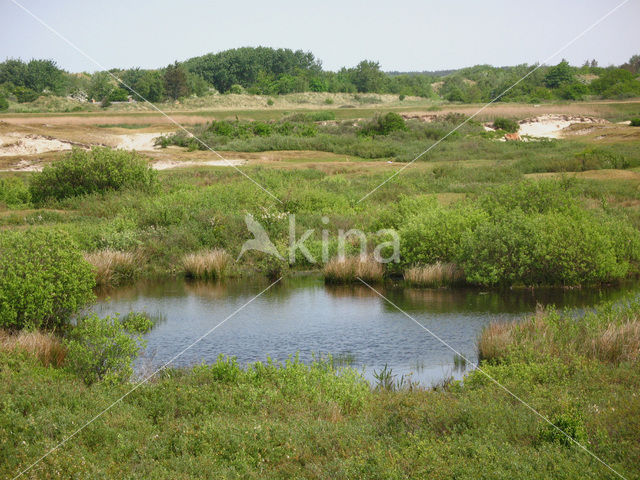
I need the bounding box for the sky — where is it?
[0,0,638,73]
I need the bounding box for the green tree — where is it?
[544,60,574,88]
[0,96,8,111]
[88,71,114,101]
[351,60,385,93]
[164,61,190,100]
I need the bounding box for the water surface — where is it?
[93,276,637,386]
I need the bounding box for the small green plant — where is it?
[630,118,640,127]
[30,147,157,203]
[493,117,519,133]
[266,98,274,106]
[64,313,152,385]
[0,230,95,330]
[399,94,406,101]
[538,411,587,447]
[324,97,334,105]
[0,95,8,111]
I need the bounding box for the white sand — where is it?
[0,133,73,157]
[517,114,607,139]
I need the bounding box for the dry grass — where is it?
[404,263,465,287]
[182,249,231,279]
[323,256,384,284]
[0,330,66,367]
[478,304,640,365]
[84,249,139,286]
[590,321,640,363]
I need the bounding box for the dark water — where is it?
[92,275,639,386]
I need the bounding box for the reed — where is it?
[323,256,384,284]
[182,249,231,279]
[403,263,465,287]
[84,249,139,286]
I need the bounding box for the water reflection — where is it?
[93,276,639,386]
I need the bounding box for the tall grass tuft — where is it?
[404,263,465,287]
[0,330,66,367]
[182,249,231,279]
[590,322,640,364]
[84,249,139,286]
[478,302,640,365]
[323,256,384,284]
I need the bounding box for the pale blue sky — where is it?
[1,0,638,72]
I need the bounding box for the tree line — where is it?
[0,48,639,110]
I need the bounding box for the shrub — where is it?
[0,230,95,330]
[631,118,640,127]
[64,313,151,385]
[399,205,487,267]
[461,209,637,286]
[30,147,157,203]
[14,86,39,103]
[361,112,406,136]
[0,176,30,205]
[492,117,519,133]
[0,95,8,111]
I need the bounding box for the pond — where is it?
[93,275,638,386]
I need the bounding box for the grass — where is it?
[323,256,384,284]
[2,299,640,478]
[84,249,139,286]
[478,299,640,365]
[181,249,231,279]
[404,263,465,287]
[0,329,66,367]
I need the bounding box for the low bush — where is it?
[460,208,636,286]
[0,229,95,330]
[64,313,152,385]
[493,117,519,133]
[29,147,157,203]
[399,205,487,267]
[0,176,30,206]
[360,112,406,136]
[0,95,8,111]
[631,118,640,127]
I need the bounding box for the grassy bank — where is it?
[1,297,639,478]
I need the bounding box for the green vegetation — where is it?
[64,313,152,385]
[1,298,639,478]
[29,147,157,203]
[160,112,479,161]
[492,117,519,132]
[1,51,638,110]
[631,118,640,127]
[0,230,95,330]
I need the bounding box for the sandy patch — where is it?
[517,114,607,139]
[112,133,163,151]
[152,159,246,170]
[0,133,74,157]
